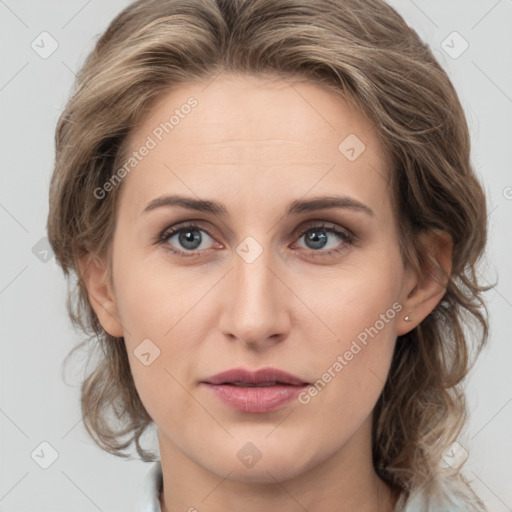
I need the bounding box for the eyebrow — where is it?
[142,194,374,217]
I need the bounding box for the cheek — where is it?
[298,259,402,413]
[119,304,199,433]
[298,251,402,343]
[111,252,198,416]
[113,248,196,338]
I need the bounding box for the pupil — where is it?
[307,230,327,249]
[180,229,201,249]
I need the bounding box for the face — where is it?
[95,73,416,483]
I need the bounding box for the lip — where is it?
[201,367,310,413]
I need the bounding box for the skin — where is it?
[80,73,452,512]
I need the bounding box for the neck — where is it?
[158,415,400,512]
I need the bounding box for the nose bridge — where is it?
[218,242,289,346]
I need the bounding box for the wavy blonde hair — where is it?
[47,0,491,508]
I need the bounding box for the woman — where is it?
[46,0,491,510]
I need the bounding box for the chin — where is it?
[215,459,309,484]
[202,437,322,484]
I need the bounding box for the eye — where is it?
[155,221,356,258]
[157,222,218,256]
[292,222,356,257]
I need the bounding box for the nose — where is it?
[217,249,291,351]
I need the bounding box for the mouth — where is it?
[201,367,310,413]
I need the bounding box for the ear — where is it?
[397,229,453,336]
[78,252,124,338]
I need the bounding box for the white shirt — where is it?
[136,461,163,512]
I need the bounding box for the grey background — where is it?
[1,1,511,511]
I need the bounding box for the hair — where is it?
[47,0,492,509]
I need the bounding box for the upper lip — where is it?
[202,367,309,386]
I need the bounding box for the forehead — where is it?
[119,73,392,221]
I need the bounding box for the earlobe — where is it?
[397,229,453,336]
[78,253,124,338]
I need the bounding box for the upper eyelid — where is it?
[161,219,349,234]
[160,220,354,245]
[160,220,213,239]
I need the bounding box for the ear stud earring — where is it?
[404,315,411,322]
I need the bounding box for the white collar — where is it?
[136,461,163,512]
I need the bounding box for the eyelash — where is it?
[155,221,357,259]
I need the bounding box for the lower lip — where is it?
[203,383,307,413]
